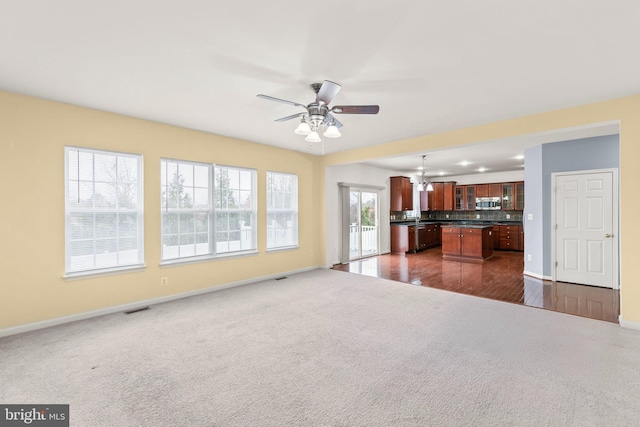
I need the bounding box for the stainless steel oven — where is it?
[476,197,501,210]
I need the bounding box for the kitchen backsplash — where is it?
[424,210,523,222]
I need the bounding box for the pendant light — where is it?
[419,155,434,192]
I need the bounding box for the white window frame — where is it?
[161,159,257,265]
[64,146,144,278]
[266,171,299,251]
[161,159,213,261]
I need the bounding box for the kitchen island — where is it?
[441,225,494,263]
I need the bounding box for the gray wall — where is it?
[523,145,544,276]
[525,134,619,277]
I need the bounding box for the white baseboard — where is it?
[0,266,322,338]
[619,316,640,331]
[523,271,552,281]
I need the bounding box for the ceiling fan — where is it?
[257,80,379,142]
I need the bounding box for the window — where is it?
[266,172,298,250]
[65,147,144,276]
[161,159,256,262]
[161,160,211,259]
[214,166,256,253]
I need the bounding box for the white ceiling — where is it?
[1,1,634,175]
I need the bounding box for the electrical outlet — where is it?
[161,277,168,286]
[476,214,480,219]
[445,214,449,218]
[527,254,532,261]
[527,213,533,220]
[506,214,511,219]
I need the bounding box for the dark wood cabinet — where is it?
[390,176,413,211]
[441,227,462,256]
[432,182,444,210]
[419,190,433,211]
[492,225,501,249]
[475,183,502,198]
[391,225,415,253]
[431,182,456,210]
[442,226,493,263]
[444,182,455,210]
[498,224,523,251]
[391,224,440,253]
[515,181,525,210]
[502,181,524,210]
[417,226,427,251]
[455,185,476,210]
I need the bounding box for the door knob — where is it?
[605,233,612,238]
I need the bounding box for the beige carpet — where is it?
[1,269,639,426]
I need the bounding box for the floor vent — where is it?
[275,276,288,281]
[124,306,150,315]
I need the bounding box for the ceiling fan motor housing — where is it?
[307,103,329,128]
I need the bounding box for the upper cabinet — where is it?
[420,190,433,211]
[455,185,476,210]
[502,181,525,210]
[390,176,413,211]
[475,183,502,198]
[432,182,456,211]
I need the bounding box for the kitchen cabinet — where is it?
[502,181,524,210]
[498,224,523,251]
[431,182,456,210]
[419,190,433,211]
[455,185,476,210]
[417,226,428,251]
[475,183,502,198]
[391,224,416,253]
[425,223,440,247]
[391,223,440,253]
[444,182,455,210]
[441,226,493,263]
[390,176,413,211]
[492,225,501,249]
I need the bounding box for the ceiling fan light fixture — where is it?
[305,131,321,143]
[323,124,341,138]
[294,120,311,135]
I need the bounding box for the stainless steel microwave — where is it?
[476,197,501,210]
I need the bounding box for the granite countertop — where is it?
[390,219,522,226]
[440,224,494,229]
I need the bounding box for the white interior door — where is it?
[554,171,616,288]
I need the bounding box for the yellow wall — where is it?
[0,91,323,329]
[321,94,640,324]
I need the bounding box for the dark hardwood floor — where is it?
[332,247,620,323]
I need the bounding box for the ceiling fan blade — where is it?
[331,105,380,114]
[274,112,306,122]
[257,94,306,109]
[316,80,341,105]
[325,114,343,128]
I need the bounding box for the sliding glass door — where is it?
[349,190,379,260]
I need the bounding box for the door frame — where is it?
[550,168,619,289]
[338,182,384,264]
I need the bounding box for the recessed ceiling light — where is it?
[477,167,487,172]
[514,154,524,160]
[458,160,471,166]
[438,171,446,176]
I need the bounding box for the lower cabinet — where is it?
[442,227,493,263]
[391,224,441,254]
[498,225,523,251]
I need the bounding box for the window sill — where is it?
[64,264,146,281]
[266,245,300,253]
[160,249,259,267]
